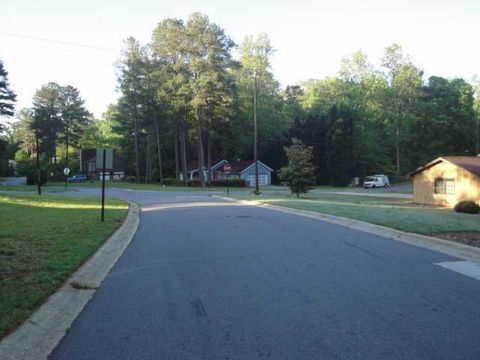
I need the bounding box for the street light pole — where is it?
[253,68,259,195]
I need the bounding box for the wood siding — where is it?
[413,161,480,206]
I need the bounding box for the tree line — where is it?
[2,13,480,186]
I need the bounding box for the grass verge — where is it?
[231,192,480,234]
[2,180,259,193]
[59,181,260,192]
[0,193,128,339]
[0,183,71,192]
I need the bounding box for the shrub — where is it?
[163,177,185,186]
[188,179,202,187]
[25,170,47,186]
[17,157,48,186]
[211,179,247,187]
[125,176,146,183]
[454,200,480,214]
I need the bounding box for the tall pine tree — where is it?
[0,60,17,131]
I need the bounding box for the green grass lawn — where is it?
[1,180,258,193]
[0,193,128,339]
[232,192,480,234]
[0,183,71,192]
[311,181,413,194]
[63,180,261,192]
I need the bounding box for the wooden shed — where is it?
[411,156,480,207]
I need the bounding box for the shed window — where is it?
[445,179,455,194]
[434,178,455,195]
[434,178,444,194]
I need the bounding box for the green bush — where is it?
[163,177,185,186]
[25,171,47,186]
[188,179,202,187]
[211,179,247,187]
[17,155,49,186]
[454,200,480,214]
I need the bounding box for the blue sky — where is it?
[1,0,479,117]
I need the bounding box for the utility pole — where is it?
[35,117,41,195]
[253,68,259,195]
[101,148,106,222]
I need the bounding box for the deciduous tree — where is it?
[279,138,316,197]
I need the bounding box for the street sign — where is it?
[96,148,113,222]
[96,148,113,170]
[224,163,232,196]
[63,167,70,176]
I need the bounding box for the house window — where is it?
[434,178,455,195]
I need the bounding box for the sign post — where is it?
[63,167,70,189]
[223,163,232,196]
[96,148,113,222]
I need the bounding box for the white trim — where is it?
[188,159,228,174]
[240,161,273,174]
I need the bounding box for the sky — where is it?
[1,0,479,118]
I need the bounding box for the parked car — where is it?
[67,174,87,183]
[364,174,390,189]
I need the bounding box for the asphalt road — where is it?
[50,189,480,360]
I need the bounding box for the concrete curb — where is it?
[213,195,480,262]
[0,201,141,360]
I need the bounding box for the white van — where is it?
[364,174,390,189]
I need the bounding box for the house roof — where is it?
[187,160,228,173]
[410,156,480,177]
[229,160,273,173]
[80,149,96,161]
[81,149,126,163]
[187,159,273,173]
[85,154,126,172]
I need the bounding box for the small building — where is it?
[180,159,273,186]
[180,160,229,182]
[226,160,273,186]
[79,149,127,181]
[411,156,480,207]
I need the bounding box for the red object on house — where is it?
[224,163,232,175]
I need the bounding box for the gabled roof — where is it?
[187,160,273,173]
[187,160,228,173]
[410,156,480,177]
[230,160,273,173]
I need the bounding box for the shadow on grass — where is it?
[0,193,127,339]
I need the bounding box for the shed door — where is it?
[247,174,268,186]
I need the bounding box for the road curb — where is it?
[212,195,480,262]
[0,201,141,360]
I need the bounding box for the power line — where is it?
[0,38,117,58]
[0,31,118,52]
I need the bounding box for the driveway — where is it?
[50,189,480,359]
